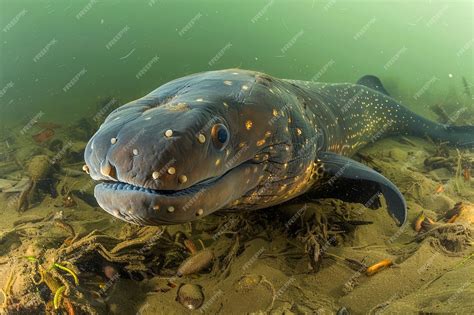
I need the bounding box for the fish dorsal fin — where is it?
[357,75,390,96]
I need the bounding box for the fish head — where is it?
[84,69,300,225]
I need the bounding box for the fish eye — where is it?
[211,123,229,150]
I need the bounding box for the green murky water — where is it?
[1,0,472,126]
[0,1,473,314]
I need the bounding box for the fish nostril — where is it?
[100,160,117,180]
[109,165,117,179]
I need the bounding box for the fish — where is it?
[84,69,474,226]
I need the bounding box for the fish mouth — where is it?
[97,172,224,198]
[93,162,266,226]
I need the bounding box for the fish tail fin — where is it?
[357,74,474,149]
[404,117,474,148]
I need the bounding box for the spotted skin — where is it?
[84,69,473,226]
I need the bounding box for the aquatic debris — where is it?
[397,136,417,147]
[36,266,62,301]
[343,257,368,272]
[176,283,204,310]
[58,179,79,208]
[236,274,263,291]
[444,202,474,224]
[17,180,34,211]
[461,76,472,99]
[414,212,435,232]
[102,265,118,280]
[177,248,214,277]
[63,298,75,315]
[53,219,76,242]
[63,194,77,207]
[53,286,66,309]
[2,177,30,193]
[0,268,16,309]
[25,256,38,262]
[366,259,393,276]
[425,156,454,171]
[0,161,21,174]
[27,261,81,312]
[435,185,445,194]
[414,212,425,232]
[417,223,472,255]
[17,155,54,211]
[33,128,55,143]
[50,225,177,284]
[0,178,17,191]
[447,214,459,224]
[430,104,451,124]
[219,235,241,278]
[298,212,330,272]
[184,239,198,255]
[336,307,350,315]
[463,167,471,181]
[53,262,79,285]
[48,139,63,152]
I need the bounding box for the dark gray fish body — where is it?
[84,69,473,226]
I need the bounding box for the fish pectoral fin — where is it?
[312,152,406,226]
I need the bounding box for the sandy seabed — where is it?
[0,128,473,314]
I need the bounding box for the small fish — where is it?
[366,259,393,276]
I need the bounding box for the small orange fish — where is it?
[366,259,393,276]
